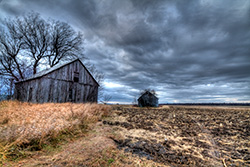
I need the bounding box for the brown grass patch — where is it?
[0,100,111,162]
[4,121,165,167]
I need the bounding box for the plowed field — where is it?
[105,105,250,166]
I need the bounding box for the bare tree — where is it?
[0,12,84,81]
[85,63,105,100]
[85,62,113,104]
[100,94,112,104]
[16,12,50,74]
[0,24,25,81]
[48,21,84,67]
[132,95,137,105]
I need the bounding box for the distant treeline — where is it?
[161,103,250,106]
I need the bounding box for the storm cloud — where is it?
[1,0,250,103]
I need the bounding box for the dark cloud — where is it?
[0,0,250,103]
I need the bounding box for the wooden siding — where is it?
[14,60,98,103]
[138,92,158,107]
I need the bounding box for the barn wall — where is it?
[138,94,159,107]
[14,60,98,103]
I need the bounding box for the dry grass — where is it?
[6,121,165,167]
[0,100,111,162]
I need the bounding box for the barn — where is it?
[14,59,99,103]
[138,91,159,107]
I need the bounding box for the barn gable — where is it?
[138,91,159,107]
[14,59,99,103]
[17,59,99,86]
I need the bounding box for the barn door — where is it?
[69,83,74,102]
[28,88,33,102]
[69,83,78,103]
[73,83,77,102]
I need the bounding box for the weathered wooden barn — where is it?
[14,59,99,103]
[138,91,159,107]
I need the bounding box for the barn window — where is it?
[73,72,79,82]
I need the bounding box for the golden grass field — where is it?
[0,102,250,166]
[0,101,110,163]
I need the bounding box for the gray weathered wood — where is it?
[138,91,158,107]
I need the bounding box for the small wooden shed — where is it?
[138,91,159,107]
[14,59,99,103]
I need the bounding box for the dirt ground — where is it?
[3,105,250,167]
[4,122,163,167]
[105,105,250,167]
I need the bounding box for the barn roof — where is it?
[15,59,99,86]
[138,91,158,100]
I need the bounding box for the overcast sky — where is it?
[0,0,250,103]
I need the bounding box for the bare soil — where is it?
[105,105,250,167]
